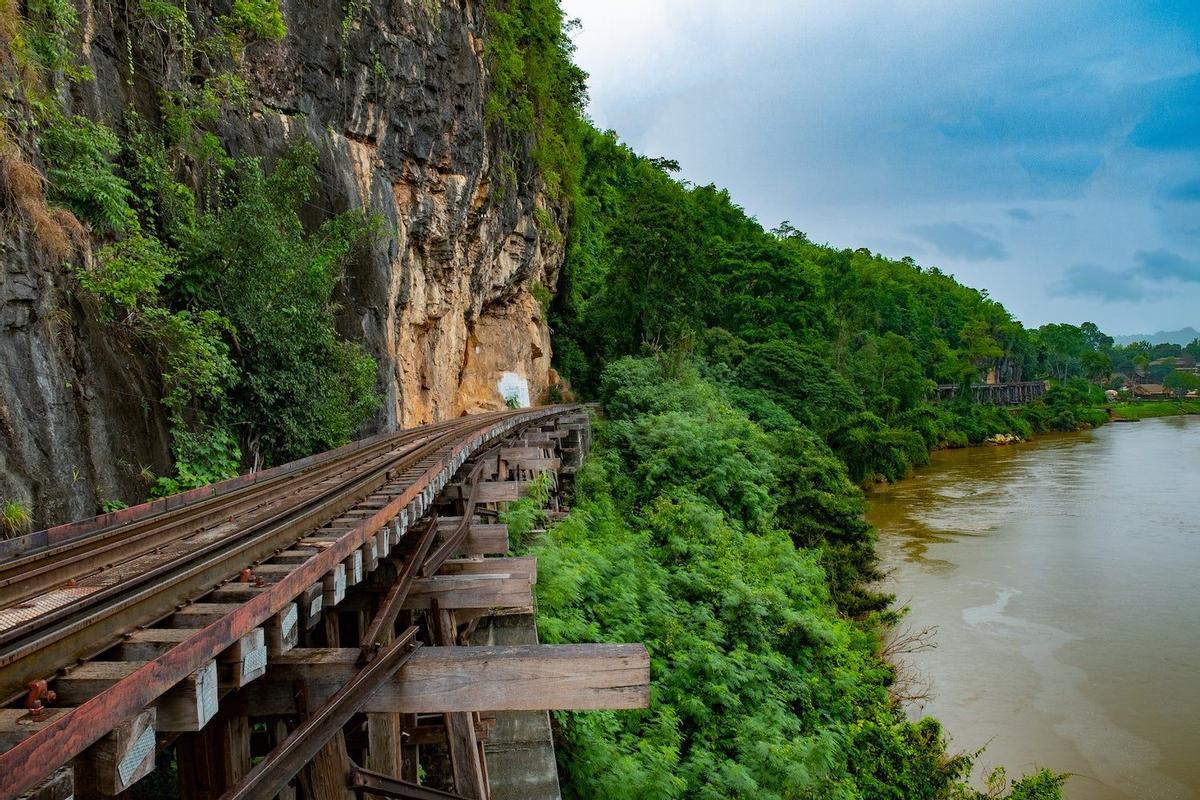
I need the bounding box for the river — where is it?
[868,415,1200,800]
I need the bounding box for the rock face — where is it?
[0,228,172,526]
[0,0,565,526]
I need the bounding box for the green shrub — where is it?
[87,232,177,310]
[483,0,586,200]
[152,426,241,497]
[176,144,380,464]
[39,115,134,233]
[219,0,286,41]
[501,471,552,551]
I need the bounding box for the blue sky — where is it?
[561,0,1200,336]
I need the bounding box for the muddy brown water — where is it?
[868,415,1200,800]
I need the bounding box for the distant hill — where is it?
[1113,326,1200,346]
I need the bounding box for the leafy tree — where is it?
[1081,350,1113,385]
[533,357,1064,798]
[1163,370,1200,400]
[177,145,380,466]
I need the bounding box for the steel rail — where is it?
[219,627,422,800]
[0,423,412,561]
[0,411,511,561]
[0,414,505,603]
[0,406,572,800]
[0,436,428,608]
[0,418,482,701]
[358,515,440,661]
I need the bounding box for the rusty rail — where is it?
[349,766,467,799]
[0,406,575,799]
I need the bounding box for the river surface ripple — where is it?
[868,416,1200,800]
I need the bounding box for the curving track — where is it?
[0,405,580,799]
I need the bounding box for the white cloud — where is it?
[562,0,1200,333]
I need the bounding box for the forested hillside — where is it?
[485,1,1083,797]
[551,126,1121,483]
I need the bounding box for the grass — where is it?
[0,131,82,261]
[2,499,32,537]
[1107,400,1200,420]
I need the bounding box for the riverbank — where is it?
[1108,400,1200,420]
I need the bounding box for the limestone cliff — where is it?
[0,0,566,527]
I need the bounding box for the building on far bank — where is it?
[1132,383,1169,399]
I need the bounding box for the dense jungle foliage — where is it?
[550,126,1120,485]
[496,1,1076,796]
[3,0,380,494]
[512,359,1066,799]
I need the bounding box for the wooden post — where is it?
[400,713,420,783]
[365,621,404,779]
[366,712,403,778]
[17,766,72,800]
[297,733,354,800]
[431,607,488,800]
[72,708,156,798]
[270,719,298,800]
[241,644,652,714]
[177,705,251,800]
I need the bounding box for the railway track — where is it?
[0,406,585,799]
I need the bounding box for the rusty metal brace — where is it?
[23,679,56,720]
[348,765,466,799]
[218,626,421,800]
[358,515,440,663]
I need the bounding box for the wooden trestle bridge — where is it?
[0,407,646,800]
[933,380,1049,405]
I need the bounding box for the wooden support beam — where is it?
[444,709,487,799]
[266,602,300,656]
[269,719,298,800]
[401,717,495,747]
[0,708,74,751]
[299,583,325,629]
[470,481,532,504]
[431,609,488,800]
[438,557,536,584]
[168,602,243,628]
[219,627,267,689]
[17,766,72,800]
[53,660,218,732]
[504,457,560,476]
[269,548,320,565]
[177,706,251,800]
[366,712,403,777]
[323,563,347,607]
[346,551,364,586]
[110,627,195,659]
[71,707,156,797]
[245,644,650,714]
[434,522,510,556]
[297,733,353,800]
[160,661,219,731]
[498,447,548,461]
[204,582,264,603]
[362,539,380,573]
[401,574,532,611]
[376,528,391,558]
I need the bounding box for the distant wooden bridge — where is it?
[934,381,1048,405]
